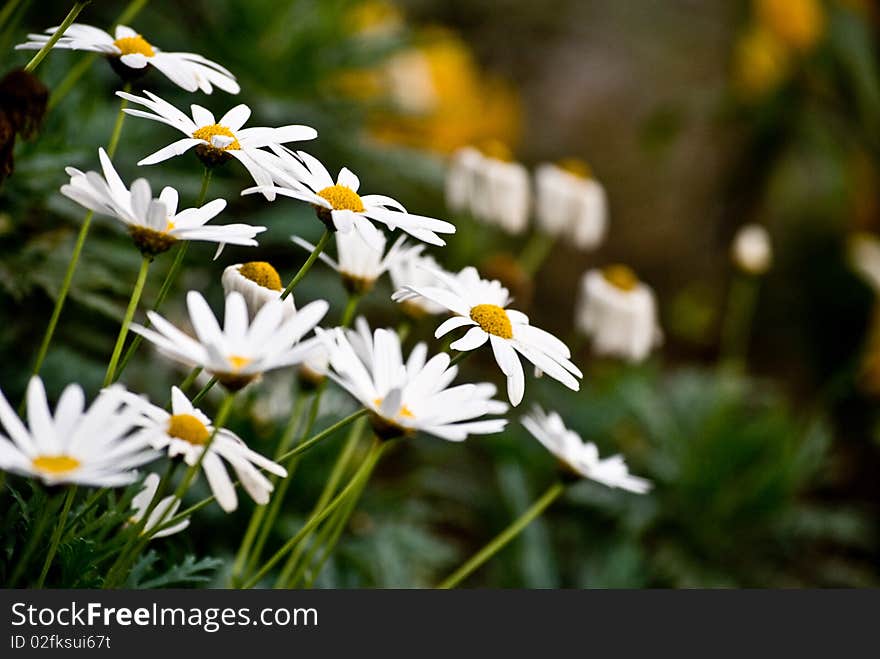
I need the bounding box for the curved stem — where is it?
[35,485,77,587]
[276,408,368,463]
[103,255,151,386]
[437,481,565,589]
[23,2,89,73]
[280,229,331,300]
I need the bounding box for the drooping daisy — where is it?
[130,291,329,390]
[222,261,295,320]
[292,230,409,294]
[446,143,530,235]
[522,406,651,493]
[387,248,451,317]
[535,159,608,250]
[243,148,456,249]
[0,377,158,487]
[17,24,239,93]
[575,265,662,362]
[117,90,317,196]
[731,224,772,275]
[319,318,508,440]
[393,266,581,406]
[62,147,266,257]
[129,473,190,538]
[124,388,287,512]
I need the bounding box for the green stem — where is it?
[35,485,77,587]
[518,232,556,276]
[449,351,471,367]
[190,375,219,406]
[280,229,332,300]
[177,366,202,393]
[242,438,391,589]
[28,87,130,386]
[23,2,89,73]
[276,408,368,464]
[8,489,55,587]
[105,86,130,158]
[103,255,151,386]
[719,272,760,373]
[437,481,565,589]
[0,0,23,31]
[340,293,361,327]
[301,477,364,588]
[48,0,150,109]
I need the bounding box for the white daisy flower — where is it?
[243,148,456,249]
[387,249,451,317]
[521,406,651,493]
[221,261,296,320]
[129,473,190,539]
[297,338,331,390]
[393,266,581,406]
[116,90,317,198]
[292,230,409,294]
[319,318,508,440]
[130,290,329,390]
[0,377,158,488]
[124,388,287,512]
[535,160,608,250]
[16,24,239,94]
[731,224,772,275]
[61,147,266,257]
[446,144,530,235]
[575,266,662,362]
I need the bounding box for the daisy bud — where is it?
[222,261,296,320]
[535,159,608,250]
[731,224,772,275]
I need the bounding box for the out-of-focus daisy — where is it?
[292,230,409,294]
[62,148,265,257]
[222,261,295,320]
[446,143,530,235]
[522,406,651,493]
[319,318,508,440]
[296,338,331,390]
[244,149,456,249]
[393,266,582,406]
[124,387,286,512]
[731,224,772,275]
[576,265,662,362]
[117,90,317,195]
[0,377,157,487]
[849,232,880,295]
[17,24,239,93]
[388,249,450,317]
[755,0,825,53]
[130,291,328,390]
[129,473,190,538]
[535,159,608,250]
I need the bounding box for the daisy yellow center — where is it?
[558,157,593,180]
[32,454,80,475]
[113,35,155,58]
[192,124,241,151]
[167,414,211,445]
[228,355,252,372]
[317,185,365,212]
[470,303,513,339]
[239,261,282,291]
[373,397,415,419]
[164,220,175,233]
[602,264,639,292]
[478,139,514,162]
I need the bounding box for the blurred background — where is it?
[1,0,879,587]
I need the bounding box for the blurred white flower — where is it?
[0,377,157,487]
[731,224,772,275]
[319,318,508,440]
[62,148,265,257]
[394,266,581,406]
[117,90,316,197]
[16,24,239,94]
[446,144,530,235]
[522,406,651,493]
[388,249,450,317]
[222,261,295,320]
[850,232,880,295]
[244,149,456,248]
[534,160,608,250]
[129,473,190,538]
[576,266,662,362]
[124,388,286,512]
[130,291,328,390]
[292,230,409,294]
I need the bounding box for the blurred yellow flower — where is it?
[346,0,404,38]
[754,0,825,52]
[732,26,790,98]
